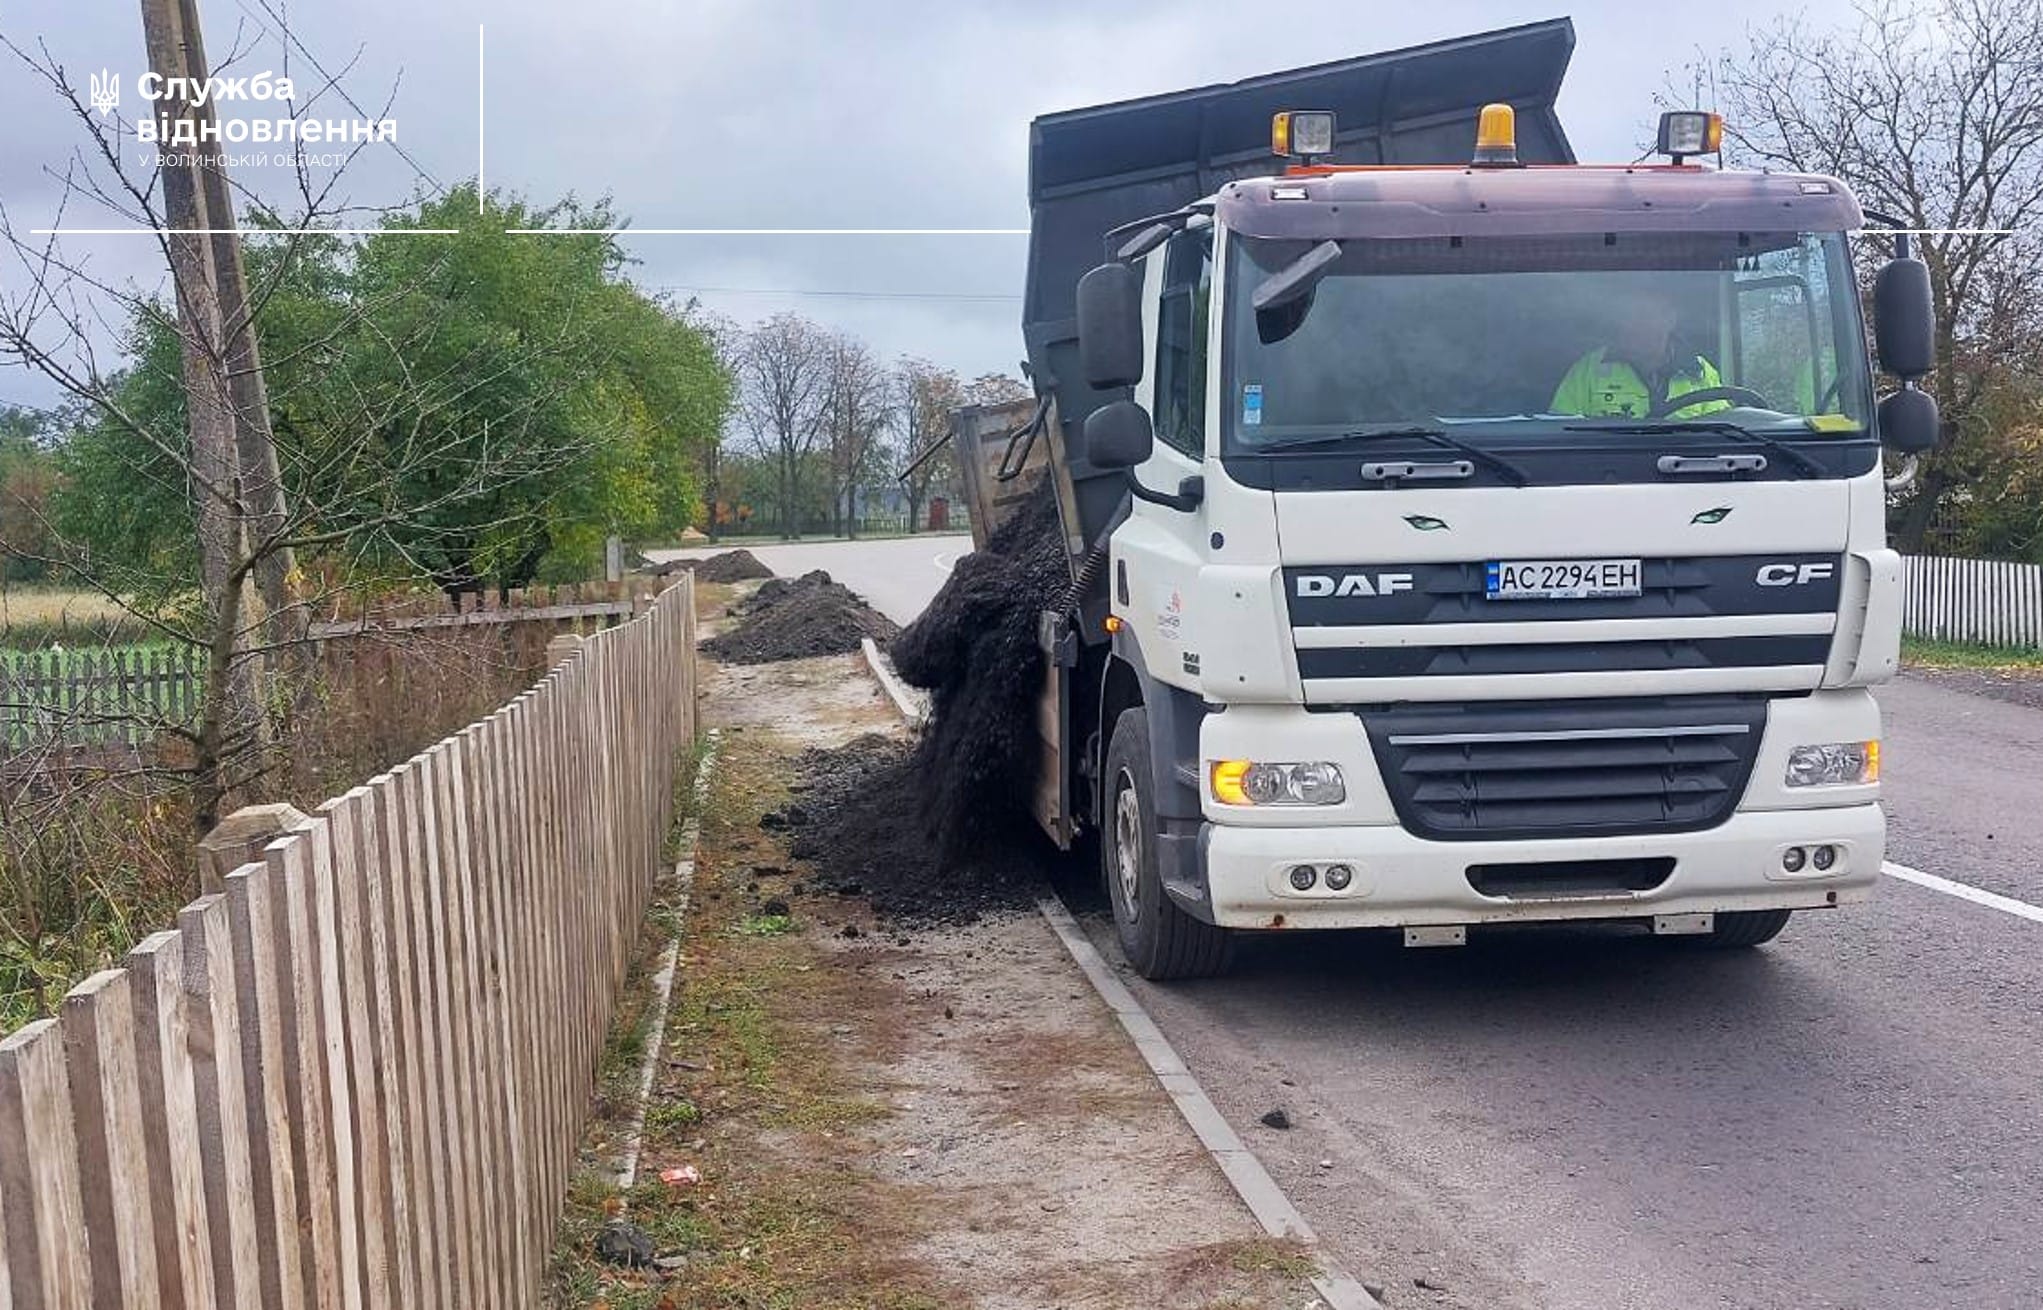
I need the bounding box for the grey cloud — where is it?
[2,0,1861,409]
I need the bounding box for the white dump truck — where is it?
[951,20,1937,978]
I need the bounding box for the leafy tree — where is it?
[0,406,58,583]
[894,359,962,533]
[52,187,733,595]
[734,313,833,539]
[1707,0,2043,552]
[821,333,895,537]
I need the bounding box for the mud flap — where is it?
[1109,627,1215,921]
[1156,820,1216,923]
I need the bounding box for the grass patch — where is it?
[734,912,793,937]
[1225,1239,1321,1280]
[0,588,146,648]
[644,1098,701,1133]
[1902,635,2043,670]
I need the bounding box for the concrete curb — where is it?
[859,636,929,728]
[1037,897,1386,1310]
[616,728,721,1191]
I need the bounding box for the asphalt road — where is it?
[679,535,2043,1310]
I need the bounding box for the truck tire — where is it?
[1703,908,1792,947]
[1103,707,1233,980]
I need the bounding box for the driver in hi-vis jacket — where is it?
[1551,293,1730,420]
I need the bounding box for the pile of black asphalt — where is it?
[701,569,899,664]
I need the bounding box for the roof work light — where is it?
[1657,110,1724,164]
[1470,103,1520,167]
[1273,110,1337,162]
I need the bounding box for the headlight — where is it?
[1210,760,1346,806]
[1785,741,1879,787]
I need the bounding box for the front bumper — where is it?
[1185,802,1883,929]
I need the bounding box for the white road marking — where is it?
[1883,860,2043,925]
[1038,897,1386,1310]
[932,551,958,575]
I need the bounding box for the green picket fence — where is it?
[0,645,208,754]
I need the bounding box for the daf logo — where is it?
[1755,561,1835,587]
[1295,572,1415,598]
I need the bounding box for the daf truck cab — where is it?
[969,21,1938,978]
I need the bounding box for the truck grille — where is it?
[1359,697,1769,841]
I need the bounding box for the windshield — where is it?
[1223,230,1872,453]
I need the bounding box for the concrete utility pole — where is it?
[159,0,303,645]
[139,0,278,820]
[175,0,300,639]
[136,0,241,614]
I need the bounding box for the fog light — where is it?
[1273,110,1337,160]
[1811,844,1837,871]
[1323,863,1354,891]
[1656,110,1724,161]
[1288,864,1318,891]
[1782,846,1807,872]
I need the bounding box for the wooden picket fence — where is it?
[0,586,651,760]
[1902,554,2043,650]
[0,574,700,1308]
[307,581,646,638]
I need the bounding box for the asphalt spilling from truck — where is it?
[757,488,1081,922]
[889,484,1069,860]
[774,734,1055,923]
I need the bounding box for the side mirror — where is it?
[1873,256,1935,380]
[1084,399,1154,469]
[1076,263,1145,389]
[1878,386,1939,454]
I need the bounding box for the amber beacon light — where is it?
[1471,102,1520,167]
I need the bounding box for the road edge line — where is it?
[1036,896,1386,1310]
[617,730,720,1190]
[859,636,928,728]
[1883,859,2043,924]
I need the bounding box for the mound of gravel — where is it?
[774,735,1049,923]
[889,483,1071,860]
[703,568,899,664]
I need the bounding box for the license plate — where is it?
[1485,557,1642,600]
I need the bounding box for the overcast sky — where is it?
[1,0,1860,412]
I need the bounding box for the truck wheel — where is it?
[1103,707,1233,980]
[1704,908,1792,947]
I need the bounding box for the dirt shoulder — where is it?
[544,590,1321,1308]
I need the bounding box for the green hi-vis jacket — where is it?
[1550,348,1729,420]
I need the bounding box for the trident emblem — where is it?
[90,70,119,118]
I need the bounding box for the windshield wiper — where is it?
[1255,426,1531,487]
[1561,420,1824,479]
[1271,427,1532,486]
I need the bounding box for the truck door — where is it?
[1118,228,1211,691]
